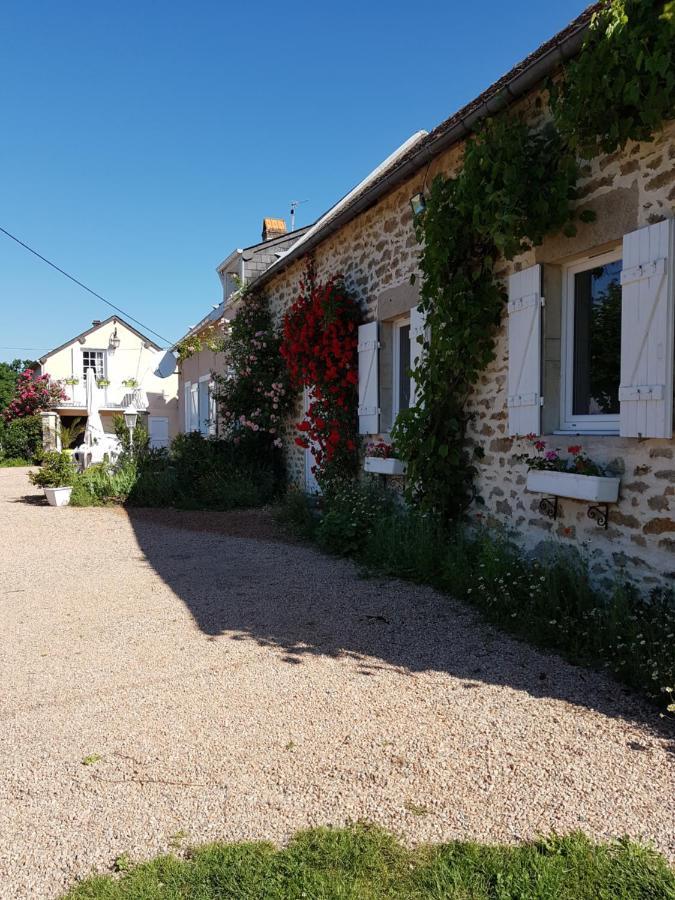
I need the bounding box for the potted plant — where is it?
[516,437,620,502]
[364,440,407,476]
[64,376,79,386]
[96,377,110,388]
[29,450,77,507]
[122,377,139,389]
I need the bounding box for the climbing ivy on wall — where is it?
[392,119,581,518]
[392,0,675,520]
[551,0,675,156]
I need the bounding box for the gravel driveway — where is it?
[1,468,673,898]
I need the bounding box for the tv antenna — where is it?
[290,199,309,232]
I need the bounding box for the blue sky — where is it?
[0,0,588,364]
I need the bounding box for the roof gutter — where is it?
[252,16,590,291]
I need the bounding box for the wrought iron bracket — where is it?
[539,496,558,520]
[587,503,610,529]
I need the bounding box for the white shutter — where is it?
[190,383,199,432]
[183,382,191,431]
[208,382,217,436]
[198,380,210,435]
[619,219,675,438]
[358,321,379,434]
[410,304,427,407]
[507,264,543,436]
[148,416,169,448]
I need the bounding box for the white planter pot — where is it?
[364,456,407,476]
[44,486,73,507]
[526,469,620,503]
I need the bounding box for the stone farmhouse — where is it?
[232,4,675,589]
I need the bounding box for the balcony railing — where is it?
[59,383,149,410]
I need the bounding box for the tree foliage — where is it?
[551,0,675,156]
[214,290,292,455]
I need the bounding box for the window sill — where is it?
[552,430,619,437]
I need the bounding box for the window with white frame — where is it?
[184,381,196,432]
[392,317,412,420]
[507,219,674,441]
[561,249,622,433]
[82,350,105,380]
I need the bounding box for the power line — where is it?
[0,225,174,347]
[0,347,49,352]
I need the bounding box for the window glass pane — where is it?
[82,351,104,379]
[398,324,411,412]
[572,259,622,416]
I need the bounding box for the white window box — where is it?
[526,469,620,503]
[364,456,407,476]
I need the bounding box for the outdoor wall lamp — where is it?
[409,192,427,218]
[109,328,121,351]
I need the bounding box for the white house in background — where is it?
[39,316,179,450]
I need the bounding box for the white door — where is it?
[303,386,321,495]
[148,416,170,449]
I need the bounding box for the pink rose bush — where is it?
[3,369,66,422]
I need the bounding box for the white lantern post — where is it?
[123,403,138,453]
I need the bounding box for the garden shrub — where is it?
[29,450,76,488]
[0,414,43,462]
[70,431,284,510]
[69,460,138,507]
[3,369,65,421]
[213,290,293,453]
[315,480,397,557]
[274,489,320,539]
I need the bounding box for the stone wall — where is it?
[262,102,675,588]
[466,117,675,588]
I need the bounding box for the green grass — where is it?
[62,825,674,899]
[0,457,33,467]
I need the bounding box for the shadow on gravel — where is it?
[13,493,49,506]
[126,507,674,746]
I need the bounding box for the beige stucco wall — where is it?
[41,318,179,438]
[259,91,675,588]
[177,340,226,434]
